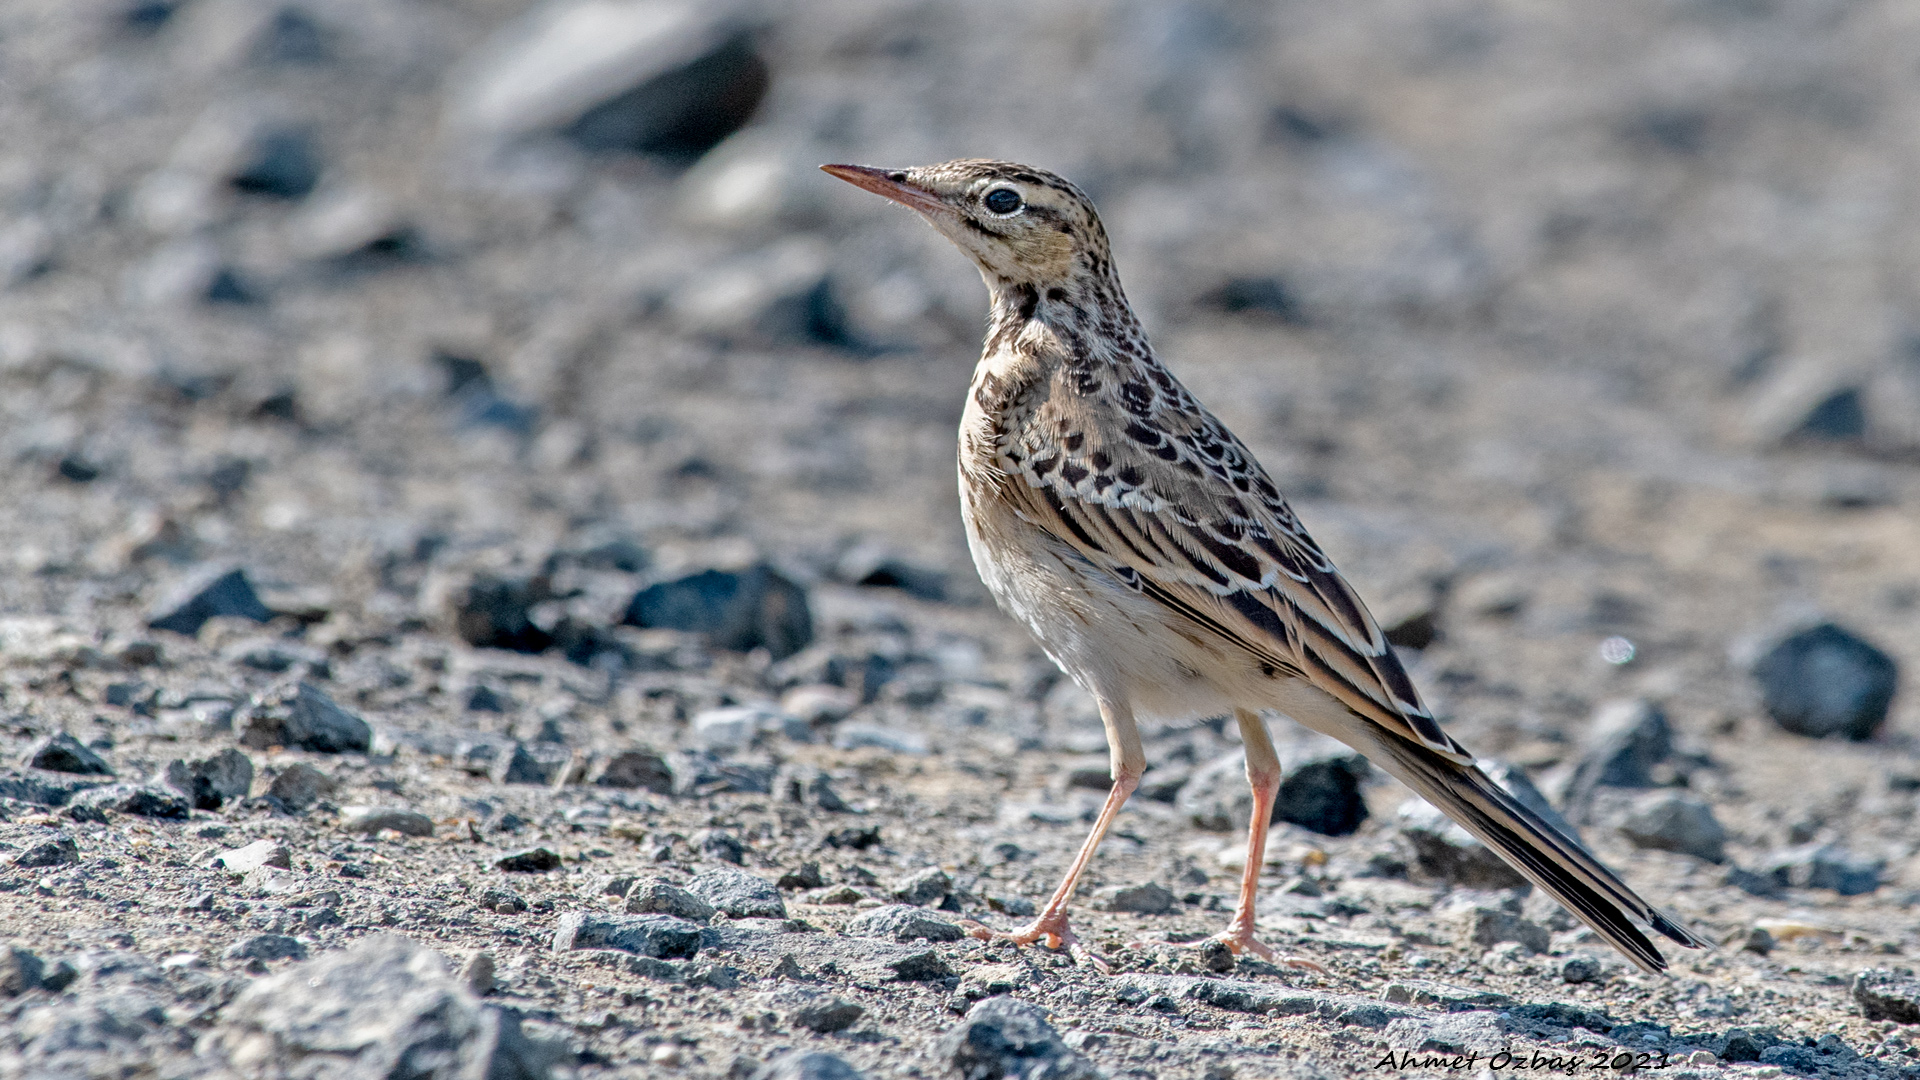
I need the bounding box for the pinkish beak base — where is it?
[820,163,949,217]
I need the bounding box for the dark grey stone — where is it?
[1764,842,1882,895]
[1758,1044,1819,1071]
[0,767,99,806]
[0,944,44,995]
[224,934,307,962]
[885,950,954,982]
[625,564,812,661]
[596,748,673,793]
[1176,741,1369,835]
[790,994,865,1033]
[777,765,848,811]
[1615,792,1727,862]
[495,847,562,873]
[669,752,776,797]
[8,989,170,1073]
[215,934,558,1079]
[69,784,190,820]
[844,905,964,943]
[1754,623,1899,741]
[837,541,947,601]
[229,127,320,200]
[498,742,574,785]
[476,887,527,914]
[1099,881,1176,915]
[454,573,554,653]
[1455,907,1550,953]
[159,748,254,810]
[1561,956,1601,984]
[562,29,768,161]
[892,866,952,906]
[688,868,786,918]
[13,835,79,868]
[1561,700,1672,813]
[753,1051,867,1080]
[238,683,371,754]
[265,761,334,811]
[147,566,274,636]
[551,913,703,959]
[777,862,824,890]
[937,997,1101,1080]
[1274,756,1369,836]
[698,829,748,864]
[1854,969,1920,1023]
[23,733,111,775]
[1723,866,1784,898]
[625,879,716,921]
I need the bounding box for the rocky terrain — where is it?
[1,0,1919,1077]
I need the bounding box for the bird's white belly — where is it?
[961,485,1241,722]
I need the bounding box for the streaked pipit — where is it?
[823,159,1705,973]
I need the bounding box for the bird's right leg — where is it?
[970,697,1142,971]
[1210,708,1325,972]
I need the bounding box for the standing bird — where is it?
[822,159,1704,973]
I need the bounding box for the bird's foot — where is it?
[1204,921,1327,974]
[962,914,1112,973]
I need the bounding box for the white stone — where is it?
[216,839,293,875]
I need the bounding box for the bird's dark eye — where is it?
[982,188,1023,215]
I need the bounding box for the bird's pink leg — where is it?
[1211,708,1326,973]
[969,698,1143,972]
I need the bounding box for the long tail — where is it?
[1361,722,1707,973]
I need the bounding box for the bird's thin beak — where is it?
[820,164,949,217]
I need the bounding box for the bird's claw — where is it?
[962,916,1113,973]
[1207,921,1328,974]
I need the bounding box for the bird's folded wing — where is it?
[1005,406,1472,766]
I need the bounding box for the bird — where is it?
[821,158,1706,974]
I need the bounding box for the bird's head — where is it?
[821,159,1113,290]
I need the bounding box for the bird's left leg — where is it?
[969,696,1142,971]
[1211,708,1325,972]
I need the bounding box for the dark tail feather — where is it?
[1364,727,1707,974]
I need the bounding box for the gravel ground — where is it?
[1,1,1919,1078]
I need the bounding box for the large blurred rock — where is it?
[1559,699,1672,815]
[451,0,766,160]
[452,573,555,654]
[1854,970,1920,1024]
[147,566,275,636]
[1763,843,1882,896]
[1753,623,1898,741]
[228,127,320,200]
[212,935,557,1079]
[238,683,371,753]
[1615,791,1726,863]
[1175,738,1368,836]
[624,564,811,660]
[158,748,254,810]
[22,733,111,776]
